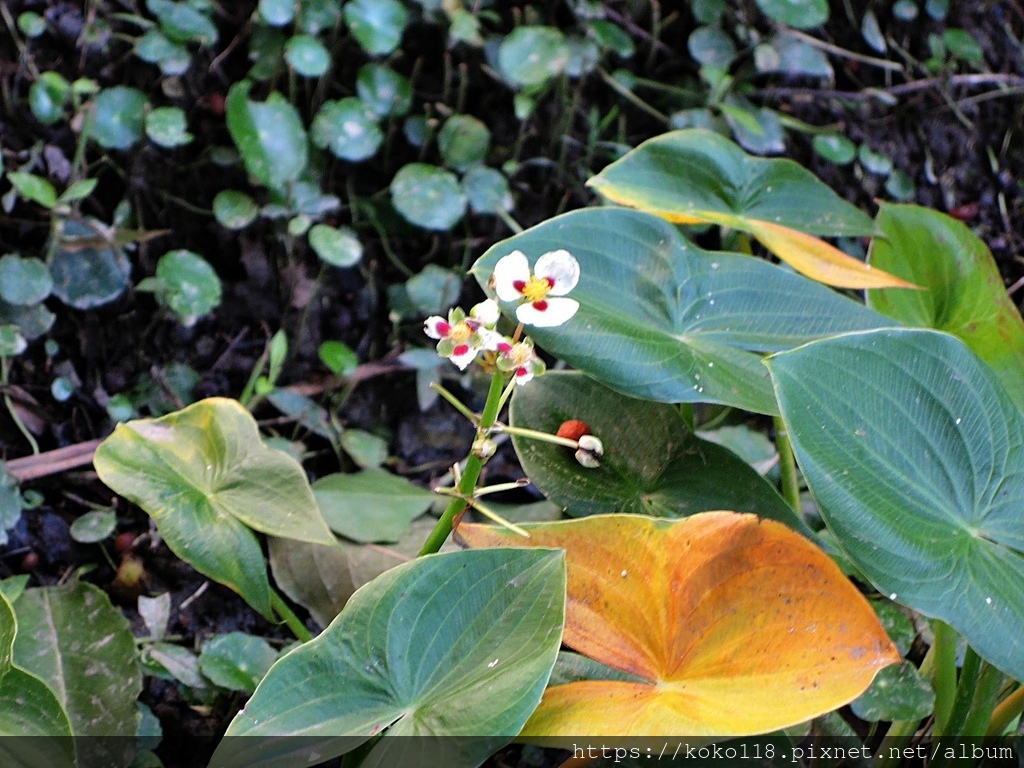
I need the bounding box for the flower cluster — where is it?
[423,249,580,386]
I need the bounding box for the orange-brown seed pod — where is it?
[556,420,591,442]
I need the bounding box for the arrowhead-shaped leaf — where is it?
[313,469,435,543]
[13,582,141,767]
[510,371,809,534]
[0,591,75,768]
[472,208,892,414]
[214,548,566,768]
[587,129,915,289]
[768,328,1024,682]
[459,513,897,736]
[867,203,1024,411]
[94,398,336,619]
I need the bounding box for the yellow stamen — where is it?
[521,276,552,303]
[449,322,473,343]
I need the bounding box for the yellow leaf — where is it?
[748,220,921,290]
[459,513,899,737]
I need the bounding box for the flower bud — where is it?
[575,434,603,469]
[472,438,498,460]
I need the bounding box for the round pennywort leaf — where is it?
[390,163,466,231]
[212,190,259,230]
[308,224,363,268]
[311,98,382,162]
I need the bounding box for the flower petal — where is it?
[471,299,501,328]
[424,316,451,339]
[448,344,479,370]
[535,250,579,296]
[513,366,534,385]
[492,251,531,302]
[479,329,507,352]
[516,297,579,327]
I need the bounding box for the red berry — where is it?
[21,551,39,571]
[114,532,137,554]
[556,420,591,442]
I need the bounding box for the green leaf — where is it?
[17,12,46,37]
[438,115,490,171]
[285,34,331,77]
[6,173,57,209]
[342,0,408,55]
[268,537,354,628]
[589,129,874,237]
[510,372,808,533]
[147,0,217,45]
[850,661,935,722]
[318,340,358,376]
[498,26,570,87]
[0,325,28,359]
[390,163,466,231]
[812,133,856,165]
[858,144,893,176]
[313,469,434,543]
[755,0,828,29]
[688,26,736,69]
[94,398,337,619]
[213,190,259,230]
[587,130,916,290]
[471,208,892,414]
[215,549,565,768]
[145,106,193,147]
[867,203,1024,412]
[69,509,116,543]
[462,165,513,214]
[356,64,412,118]
[13,582,140,766]
[258,0,295,26]
[58,178,99,204]
[145,642,207,688]
[339,429,388,469]
[0,254,52,306]
[767,328,1024,683]
[308,224,363,268]
[48,219,131,310]
[29,72,70,125]
[150,249,222,326]
[311,98,383,162]
[199,632,277,693]
[226,81,308,190]
[0,592,75,768]
[91,86,147,150]
[405,264,462,316]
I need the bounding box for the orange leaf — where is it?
[748,220,921,290]
[459,513,899,737]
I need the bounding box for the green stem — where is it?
[773,415,800,514]
[1,357,40,455]
[941,646,982,737]
[932,620,959,734]
[419,373,506,556]
[429,382,479,424]
[960,663,1004,737]
[987,682,1024,736]
[678,403,695,431]
[271,590,312,643]
[494,423,579,449]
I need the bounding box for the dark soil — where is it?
[2,2,1023,766]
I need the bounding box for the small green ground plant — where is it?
[4,128,1023,767]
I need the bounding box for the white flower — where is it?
[470,298,500,328]
[492,249,579,327]
[424,307,494,370]
[495,337,546,385]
